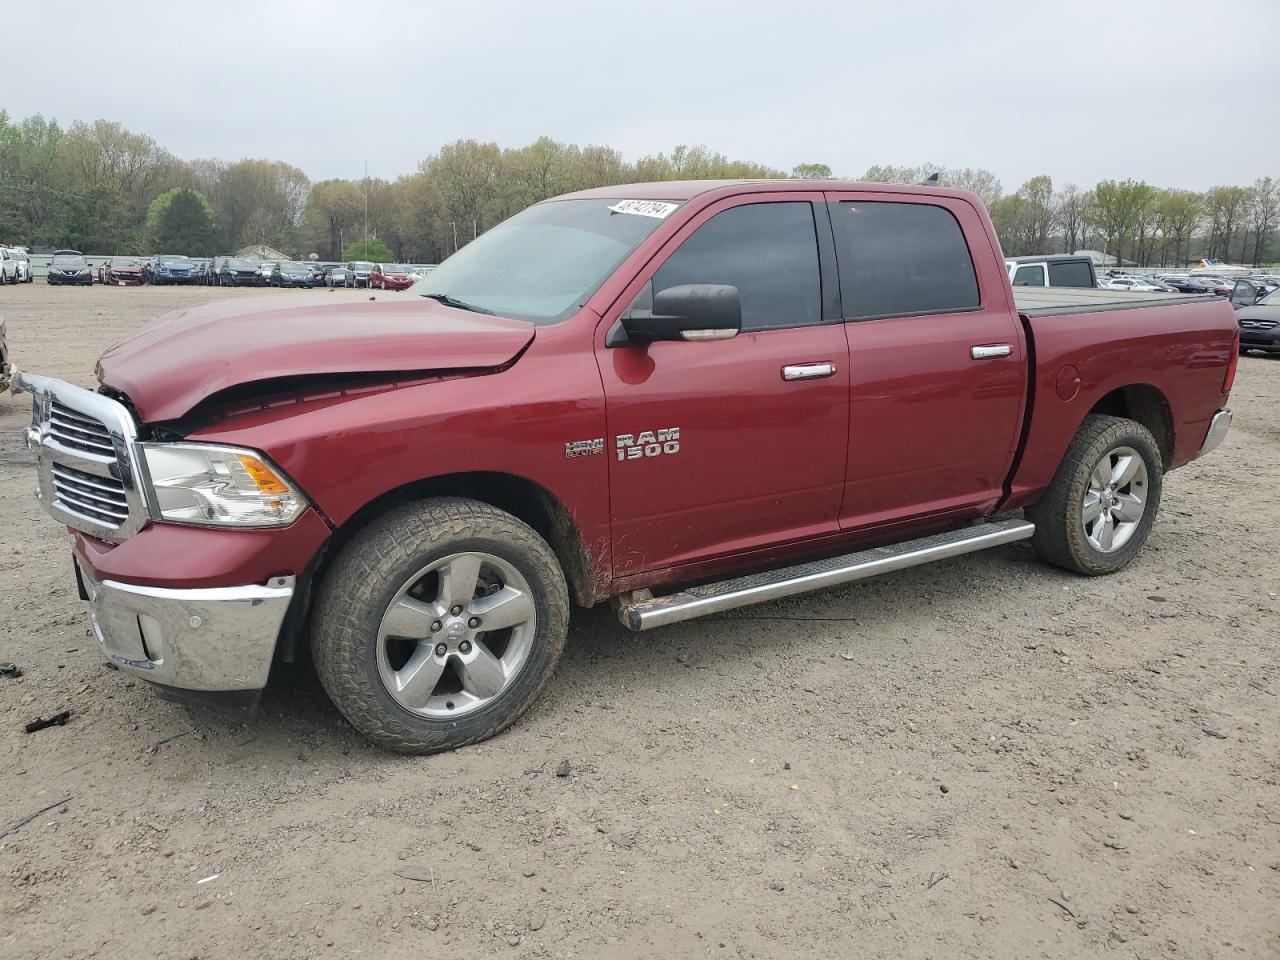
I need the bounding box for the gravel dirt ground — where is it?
[0,284,1276,960]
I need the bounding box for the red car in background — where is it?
[99,257,144,286]
[370,263,415,290]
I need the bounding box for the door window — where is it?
[1013,265,1046,287]
[652,202,821,331]
[830,201,980,319]
[1047,260,1094,287]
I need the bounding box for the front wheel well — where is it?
[1086,385,1174,466]
[321,473,596,609]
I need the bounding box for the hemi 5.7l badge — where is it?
[616,428,680,461]
[564,438,605,459]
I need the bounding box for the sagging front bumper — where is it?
[78,558,295,691]
[1196,409,1231,459]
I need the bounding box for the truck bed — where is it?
[1013,286,1208,317]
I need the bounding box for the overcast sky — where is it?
[8,0,1278,192]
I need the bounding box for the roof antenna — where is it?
[919,172,940,186]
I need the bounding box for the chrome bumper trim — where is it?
[79,561,294,691]
[1195,409,1231,459]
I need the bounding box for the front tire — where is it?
[1027,415,1163,575]
[311,498,570,754]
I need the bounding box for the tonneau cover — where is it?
[1013,286,1209,317]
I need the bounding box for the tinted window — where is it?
[1013,265,1046,287]
[1047,260,1094,287]
[652,202,820,331]
[831,201,979,318]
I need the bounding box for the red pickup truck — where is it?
[12,180,1237,753]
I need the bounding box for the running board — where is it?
[616,518,1035,632]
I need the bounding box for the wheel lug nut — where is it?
[434,643,447,657]
[468,616,481,629]
[450,605,464,616]
[430,620,442,633]
[459,640,472,654]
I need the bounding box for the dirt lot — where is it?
[0,283,1276,960]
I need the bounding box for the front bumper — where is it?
[1196,409,1231,459]
[78,558,294,691]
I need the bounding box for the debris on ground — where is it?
[24,711,71,733]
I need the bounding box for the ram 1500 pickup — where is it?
[12,180,1238,753]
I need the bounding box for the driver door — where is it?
[596,193,850,577]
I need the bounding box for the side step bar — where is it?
[616,518,1035,632]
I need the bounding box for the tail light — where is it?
[1223,330,1239,394]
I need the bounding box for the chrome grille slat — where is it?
[50,464,123,496]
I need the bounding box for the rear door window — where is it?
[1013,265,1046,287]
[829,201,980,319]
[1047,260,1094,287]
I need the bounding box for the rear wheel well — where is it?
[1087,385,1174,466]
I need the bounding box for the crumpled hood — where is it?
[96,292,535,422]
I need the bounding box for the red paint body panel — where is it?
[95,293,535,421]
[189,317,615,599]
[1003,298,1237,508]
[74,509,332,589]
[71,180,1237,606]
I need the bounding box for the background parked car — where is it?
[145,255,201,285]
[347,260,375,288]
[325,265,351,288]
[270,261,318,288]
[258,262,277,284]
[99,257,145,285]
[213,257,265,286]
[1232,282,1280,356]
[0,247,18,284]
[369,263,414,290]
[47,252,93,285]
[8,249,33,283]
[1101,276,1166,292]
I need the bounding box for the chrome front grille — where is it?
[16,373,150,541]
[1240,319,1276,330]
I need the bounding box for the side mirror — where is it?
[45,260,52,267]
[621,284,742,343]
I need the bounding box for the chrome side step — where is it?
[616,518,1035,631]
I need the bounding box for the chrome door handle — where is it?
[782,362,837,381]
[970,344,1012,359]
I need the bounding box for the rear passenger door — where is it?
[825,192,1027,532]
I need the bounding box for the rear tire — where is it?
[311,497,569,754]
[1027,414,1163,575]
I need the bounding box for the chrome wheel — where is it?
[1082,445,1148,553]
[375,552,536,719]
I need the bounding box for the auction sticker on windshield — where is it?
[608,200,679,219]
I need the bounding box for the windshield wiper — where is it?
[420,293,493,315]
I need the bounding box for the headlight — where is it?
[141,443,307,527]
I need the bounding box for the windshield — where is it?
[415,198,677,322]
[227,258,254,269]
[282,262,309,271]
[1258,288,1280,306]
[111,257,139,267]
[160,257,189,265]
[385,264,409,273]
[351,261,374,270]
[53,255,85,267]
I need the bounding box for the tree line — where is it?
[1,112,1276,267]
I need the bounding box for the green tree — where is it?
[792,162,832,180]
[342,236,393,262]
[146,187,216,255]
